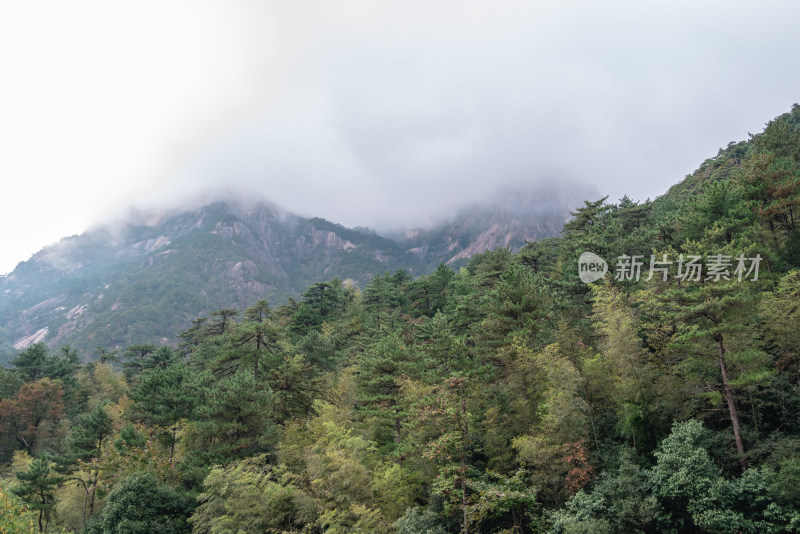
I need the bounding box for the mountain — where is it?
[0,200,415,360]
[0,190,580,361]
[663,103,800,202]
[398,187,585,268]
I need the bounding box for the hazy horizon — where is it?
[2,1,799,274]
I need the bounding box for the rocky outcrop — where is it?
[14,327,49,350]
[0,191,581,361]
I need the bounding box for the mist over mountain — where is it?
[0,184,583,361]
[396,185,592,267]
[4,106,800,534]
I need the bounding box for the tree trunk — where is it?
[717,335,746,469]
[79,479,89,522]
[89,470,98,517]
[460,390,470,534]
[89,436,106,516]
[395,412,402,444]
[170,426,177,465]
[769,219,780,249]
[461,456,469,534]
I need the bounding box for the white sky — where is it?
[1,0,799,274]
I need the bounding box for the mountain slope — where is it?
[0,190,580,361]
[663,103,800,202]
[0,201,420,358]
[401,187,582,269]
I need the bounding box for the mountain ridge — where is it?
[0,188,578,360]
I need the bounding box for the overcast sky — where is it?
[1,1,799,274]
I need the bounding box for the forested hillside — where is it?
[0,186,574,362]
[0,201,422,361]
[2,105,800,533]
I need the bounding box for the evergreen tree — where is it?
[11,344,50,382]
[60,404,114,518]
[409,264,455,317]
[128,363,197,462]
[14,456,61,532]
[653,271,764,469]
[87,471,193,534]
[354,332,418,448]
[92,345,119,364]
[218,312,283,380]
[290,279,352,336]
[120,344,157,380]
[267,354,322,423]
[208,308,238,336]
[189,371,276,465]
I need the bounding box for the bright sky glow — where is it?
[1,0,799,274]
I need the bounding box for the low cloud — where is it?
[151,1,800,229]
[3,1,799,272]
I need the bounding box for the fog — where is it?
[2,1,799,273]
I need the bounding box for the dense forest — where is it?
[2,105,800,533]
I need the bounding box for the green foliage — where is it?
[0,378,64,457]
[393,506,448,534]
[589,282,662,448]
[128,363,197,459]
[64,405,114,464]
[762,270,800,380]
[478,262,551,347]
[87,471,193,534]
[551,422,796,533]
[268,354,322,422]
[218,314,283,380]
[468,470,539,532]
[0,367,23,401]
[13,456,61,532]
[409,263,455,317]
[187,370,276,465]
[363,269,412,316]
[650,420,784,533]
[121,344,178,381]
[4,106,800,534]
[190,455,315,534]
[0,478,37,533]
[10,344,50,383]
[548,449,663,533]
[354,332,419,448]
[290,279,353,336]
[304,402,378,510]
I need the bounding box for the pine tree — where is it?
[11,344,49,382]
[190,371,276,464]
[208,308,238,336]
[740,118,800,239]
[60,405,114,518]
[654,273,760,469]
[120,344,157,380]
[14,456,61,532]
[354,332,418,448]
[219,311,283,380]
[129,364,197,463]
